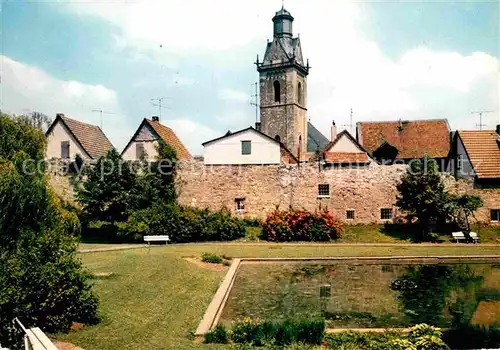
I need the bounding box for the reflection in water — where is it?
[390,265,484,327]
[220,262,500,329]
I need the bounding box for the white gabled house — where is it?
[45,113,114,161]
[202,127,298,165]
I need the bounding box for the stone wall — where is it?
[176,160,407,224]
[45,158,499,225]
[177,160,500,224]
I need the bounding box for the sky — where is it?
[1,0,499,155]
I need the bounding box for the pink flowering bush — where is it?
[261,208,344,242]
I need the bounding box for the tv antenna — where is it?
[342,108,354,134]
[151,97,173,120]
[250,82,259,123]
[471,110,494,130]
[91,109,115,129]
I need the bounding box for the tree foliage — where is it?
[0,114,98,349]
[77,148,136,222]
[396,158,449,239]
[14,111,53,132]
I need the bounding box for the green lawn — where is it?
[242,224,500,243]
[56,244,500,350]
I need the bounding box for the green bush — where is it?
[0,114,99,349]
[204,324,229,344]
[325,326,449,350]
[124,202,246,243]
[231,319,325,346]
[201,253,223,264]
[261,208,344,242]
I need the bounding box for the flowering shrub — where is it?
[261,208,344,242]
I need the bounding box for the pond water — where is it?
[220,261,500,328]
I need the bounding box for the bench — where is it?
[452,232,480,243]
[469,232,480,243]
[144,235,170,245]
[452,232,466,243]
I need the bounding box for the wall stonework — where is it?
[45,159,499,225]
[177,160,500,224]
[177,160,407,224]
[260,69,308,155]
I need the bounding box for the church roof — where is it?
[273,7,294,20]
[307,122,329,152]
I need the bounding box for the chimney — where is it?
[496,124,500,135]
[152,116,159,122]
[56,113,65,118]
[330,120,337,141]
[255,122,262,131]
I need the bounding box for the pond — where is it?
[219,261,500,329]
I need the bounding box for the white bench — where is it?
[452,231,480,243]
[469,232,480,243]
[452,232,466,243]
[144,235,170,245]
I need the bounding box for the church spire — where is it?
[272,6,294,38]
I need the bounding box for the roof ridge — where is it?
[61,115,102,130]
[357,118,448,125]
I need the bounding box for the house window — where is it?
[241,140,252,155]
[61,141,70,159]
[346,210,355,220]
[235,198,245,212]
[318,184,330,198]
[274,80,281,103]
[381,208,393,220]
[457,154,464,171]
[491,209,500,222]
[297,82,303,105]
[136,142,145,159]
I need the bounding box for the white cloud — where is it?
[0,55,133,150]
[64,0,499,134]
[218,88,249,104]
[162,118,220,155]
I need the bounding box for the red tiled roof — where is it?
[323,152,369,163]
[145,119,192,161]
[60,116,113,159]
[459,130,500,179]
[358,119,450,159]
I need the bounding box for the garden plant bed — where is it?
[198,256,500,336]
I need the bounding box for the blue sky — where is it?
[1,0,499,154]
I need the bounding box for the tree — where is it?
[447,194,483,232]
[77,148,136,222]
[396,157,448,240]
[0,114,98,349]
[15,111,53,132]
[127,140,178,211]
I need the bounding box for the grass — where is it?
[238,224,500,244]
[56,244,500,350]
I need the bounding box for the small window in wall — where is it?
[241,140,252,155]
[274,80,281,103]
[346,210,355,220]
[381,208,393,220]
[297,82,303,105]
[318,184,330,198]
[61,141,70,159]
[235,198,245,212]
[136,142,145,159]
[457,154,464,171]
[491,209,500,222]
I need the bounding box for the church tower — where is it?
[256,6,309,156]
